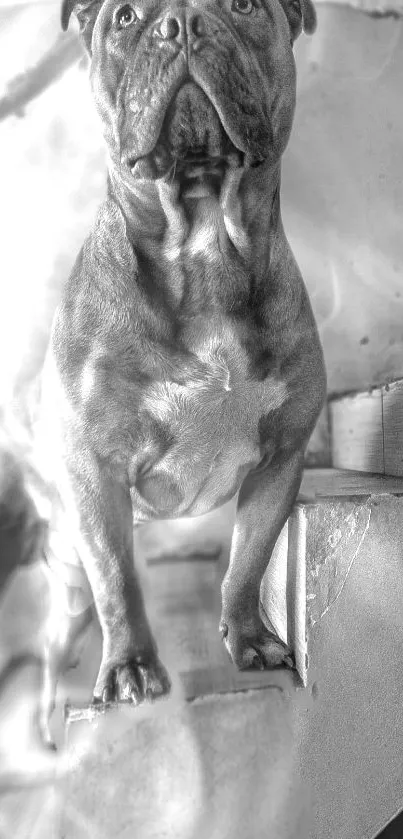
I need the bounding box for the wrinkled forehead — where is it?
[62,0,315,46]
[93,0,287,35]
[95,0,283,16]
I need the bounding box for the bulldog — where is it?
[36,0,326,743]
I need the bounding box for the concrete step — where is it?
[264,468,403,683]
[61,469,403,713]
[54,468,403,839]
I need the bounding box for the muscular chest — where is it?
[74,313,288,519]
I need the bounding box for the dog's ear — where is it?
[61,0,105,52]
[279,0,317,42]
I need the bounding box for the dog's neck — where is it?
[107,159,283,311]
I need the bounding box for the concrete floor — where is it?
[2,490,403,838]
[57,496,403,839]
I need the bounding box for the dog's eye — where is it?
[232,0,254,13]
[115,4,137,28]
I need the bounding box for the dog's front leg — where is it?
[63,452,170,704]
[220,449,304,670]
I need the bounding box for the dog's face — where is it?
[62,0,315,186]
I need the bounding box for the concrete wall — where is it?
[285,8,403,394]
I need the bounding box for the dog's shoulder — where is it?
[89,198,138,277]
[53,198,142,340]
[72,198,138,295]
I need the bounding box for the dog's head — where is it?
[62,0,316,187]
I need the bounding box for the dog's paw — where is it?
[93,655,171,705]
[219,618,293,671]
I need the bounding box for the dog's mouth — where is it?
[127,81,258,194]
[160,147,245,199]
[129,147,245,199]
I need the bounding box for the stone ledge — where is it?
[330,381,403,477]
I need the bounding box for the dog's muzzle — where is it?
[129,80,248,192]
[119,6,271,182]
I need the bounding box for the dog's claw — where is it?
[221,616,291,671]
[252,652,265,671]
[93,656,171,706]
[102,688,110,703]
[219,621,229,640]
[137,661,171,700]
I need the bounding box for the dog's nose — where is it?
[155,9,206,50]
[189,12,206,40]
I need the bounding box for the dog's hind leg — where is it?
[39,559,94,749]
